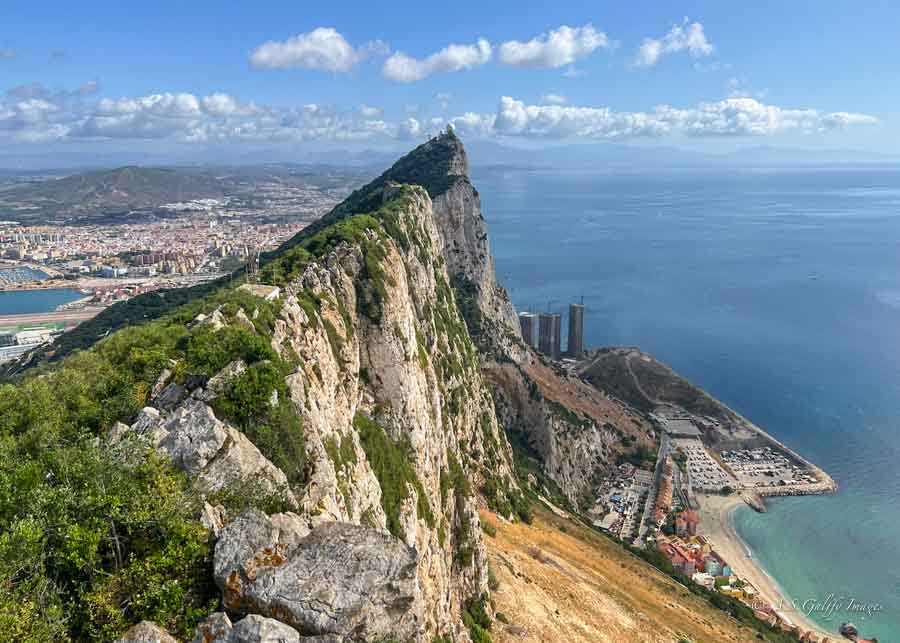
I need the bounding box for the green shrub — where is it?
[463,593,493,643]
[0,438,217,641]
[182,326,275,378]
[487,562,500,590]
[214,362,307,486]
[355,412,434,537]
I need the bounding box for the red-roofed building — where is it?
[658,541,696,576]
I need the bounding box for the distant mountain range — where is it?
[0,164,374,224]
[0,166,225,222]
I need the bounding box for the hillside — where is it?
[0,133,809,643]
[0,166,225,221]
[484,505,793,643]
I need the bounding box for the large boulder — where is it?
[156,399,296,505]
[214,510,421,641]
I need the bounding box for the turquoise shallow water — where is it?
[475,165,900,639]
[0,288,82,317]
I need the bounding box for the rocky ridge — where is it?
[104,135,533,641]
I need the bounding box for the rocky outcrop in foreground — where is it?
[214,511,420,641]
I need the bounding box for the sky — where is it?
[0,0,897,166]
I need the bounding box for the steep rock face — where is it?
[486,360,613,506]
[157,399,297,503]
[265,184,517,637]
[422,135,520,337]
[111,133,611,638]
[128,175,521,640]
[484,348,656,509]
[114,399,296,506]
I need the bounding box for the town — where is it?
[0,180,352,361]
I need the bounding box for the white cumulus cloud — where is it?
[250,28,386,72]
[97,92,201,117]
[459,96,877,140]
[634,19,713,68]
[0,83,879,147]
[498,24,609,69]
[382,38,492,83]
[397,117,423,138]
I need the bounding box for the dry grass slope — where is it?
[484,504,766,643]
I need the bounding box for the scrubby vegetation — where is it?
[617,444,658,470]
[212,360,307,486]
[0,285,309,640]
[0,432,217,640]
[355,411,435,537]
[463,593,493,643]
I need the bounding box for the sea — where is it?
[474,164,900,639]
[0,287,82,318]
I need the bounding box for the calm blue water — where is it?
[0,288,82,316]
[475,165,900,639]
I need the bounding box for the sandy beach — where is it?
[695,493,838,640]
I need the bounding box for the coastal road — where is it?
[0,307,105,328]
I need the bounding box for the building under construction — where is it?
[568,302,584,359]
[518,312,537,348]
[538,312,561,359]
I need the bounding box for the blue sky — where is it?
[1,1,896,165]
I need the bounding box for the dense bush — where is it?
[463,593,493,643]
[0,285,312,640]
[0,435,216,641]
[182,326,276,377]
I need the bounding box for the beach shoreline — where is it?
[695,493,837,640]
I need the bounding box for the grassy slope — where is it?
[484,504,795,643]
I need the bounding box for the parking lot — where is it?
[672,438,736,492]
[722,447,819,488]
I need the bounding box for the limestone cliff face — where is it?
[424,135,520,337]
[268,184,517,637]
[485,360,613,507]
[125,174,520,641]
